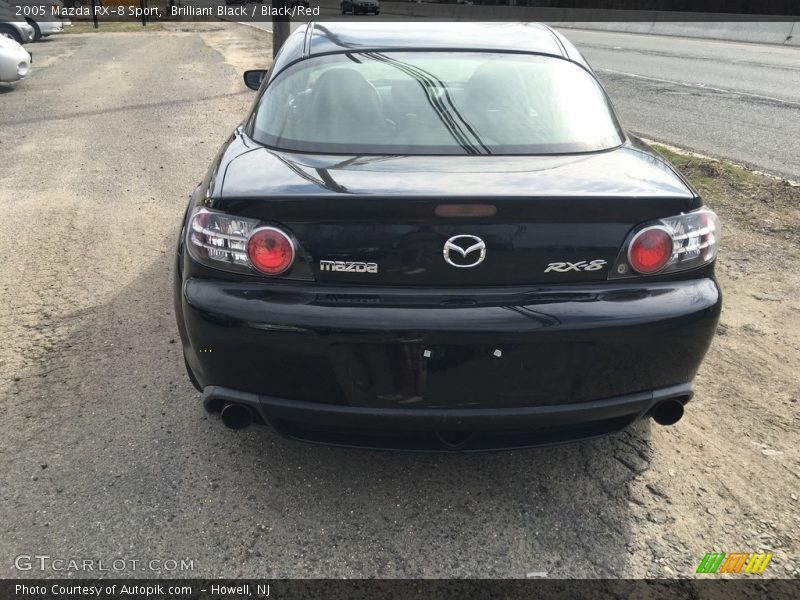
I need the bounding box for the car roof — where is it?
[306,22,571,57]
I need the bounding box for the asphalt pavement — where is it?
[560,28,800,179]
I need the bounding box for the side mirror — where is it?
[243,69,268,91]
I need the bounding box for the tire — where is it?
[27,19,42,43]
[0,25,23,45]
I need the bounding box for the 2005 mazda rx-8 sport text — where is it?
[174,22,721,451]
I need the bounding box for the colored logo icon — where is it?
[696,552,773,574]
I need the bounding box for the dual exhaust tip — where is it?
[215,398,686,431]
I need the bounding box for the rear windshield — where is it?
[251,51,624,155]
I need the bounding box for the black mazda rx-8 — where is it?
[174,22,722,451]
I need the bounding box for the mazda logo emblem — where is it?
[443,235,486,268]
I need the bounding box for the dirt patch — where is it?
[165,21,274,75]
[65,21,165,34]
[647,144,800,578]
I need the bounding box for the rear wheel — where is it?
[0,25,23,45]
[27,19,42,43]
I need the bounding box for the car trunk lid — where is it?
[216,143,697,286]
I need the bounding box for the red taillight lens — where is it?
[628,226,673,274]
[246,227,295,275]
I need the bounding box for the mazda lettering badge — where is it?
[443,235,486,268]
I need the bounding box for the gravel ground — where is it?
[0,23,798,580]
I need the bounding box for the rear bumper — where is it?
[203,383,692,451]
[176,268,720,448]
[179,274,720,398]
[11,23,35,43]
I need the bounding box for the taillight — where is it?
[628,226,673,274]
[186,207,296,276]
[610,208,720,278]
[247,227,295,275]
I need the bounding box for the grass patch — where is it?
[720,162,756,184]
[651,144,691,168]
[652,143,759,187]
[65,21,164,34]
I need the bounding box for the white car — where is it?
[1,0,63,41]
[0,34,31,83]
[0,3,34,44]
[0,20,34,45]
